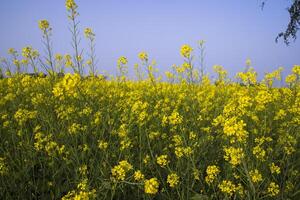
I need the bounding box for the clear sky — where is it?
[0,0,299,78]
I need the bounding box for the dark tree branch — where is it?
[276,0,300,45]
[261,0,300,45]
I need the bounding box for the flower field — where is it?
[0,0,300,199]
[0,65,299,199]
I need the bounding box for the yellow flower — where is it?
[167,173,180,188]
[249,169,262,183]
[55,53,63,61]
[236,67,257,85]
[98,140,108,150]
[111,160,132,181]
[168,111,183,125]
[138,51,148,61]
[224,147,244,167]
[189,132,197,140]
[267,182,280,196]
[143,155,150,164]
[172,135,183,146]
[218,180,236,196]
[62,178,96,200]
[76,55,82,62]
[285,74,297,83]
[292,65,300,75]
[182,62,191,69]
[213,65,227,81]
[68,123,83,135]
[84,27,95,38]
[165,71,174,79]
[245,58,252,67]
[21,59,29,65]
[22,46,32,58]
[14,108,37,126]
[134,170,144,181]
[149,131,160,140]
[7,48,16,55]
[111,165,126,181]
[156,154,169,167]
[86,59,92,65]
[174,146,184,158]
[144,178,159,194]
[205,165,220,184]
[66,0,77,11]
[252,145,266,161]
[269,163,280,174]
[38,19,50,31]
[32,50,39,58]
[62,189,96,200]
[118,56,128,65]
[13,59,20,67]
[120,138,132,151]
[21,46,39,59]
[183,146,193,157]
[119,160,132,171]
[79,165,88,176]
[180,44,193,58]
[223,117,248,143]
[34,131,67,158]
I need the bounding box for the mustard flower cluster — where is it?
[62,178,96,200]
[138,51,148,61]
[218,180,237,196]
[205,165,220,184]
[167,173,180,188]
[97,140,108,150]
[118,56,128,65]
[65,0,77,11]
[269,163,281,174]
[223,147,244,167]
[180,44,193,58]
[111,160,132,181]
[223,117,248,143]
[14,108,37,126]
[156,154,169,167]
[133,170,145,182]
[38,19,50,32]
[22,46,39,59]
[249,169,262,183]
[144,178,159,194]
[34,130,68,159]
[267,182,280,196]
[84,27,95,39]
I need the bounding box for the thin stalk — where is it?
[71,16,82,75]
[44,32,54,73]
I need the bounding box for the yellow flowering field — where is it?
[0,0,300,199]
[0,64,299,199]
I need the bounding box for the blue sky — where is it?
[0,0,299,78]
